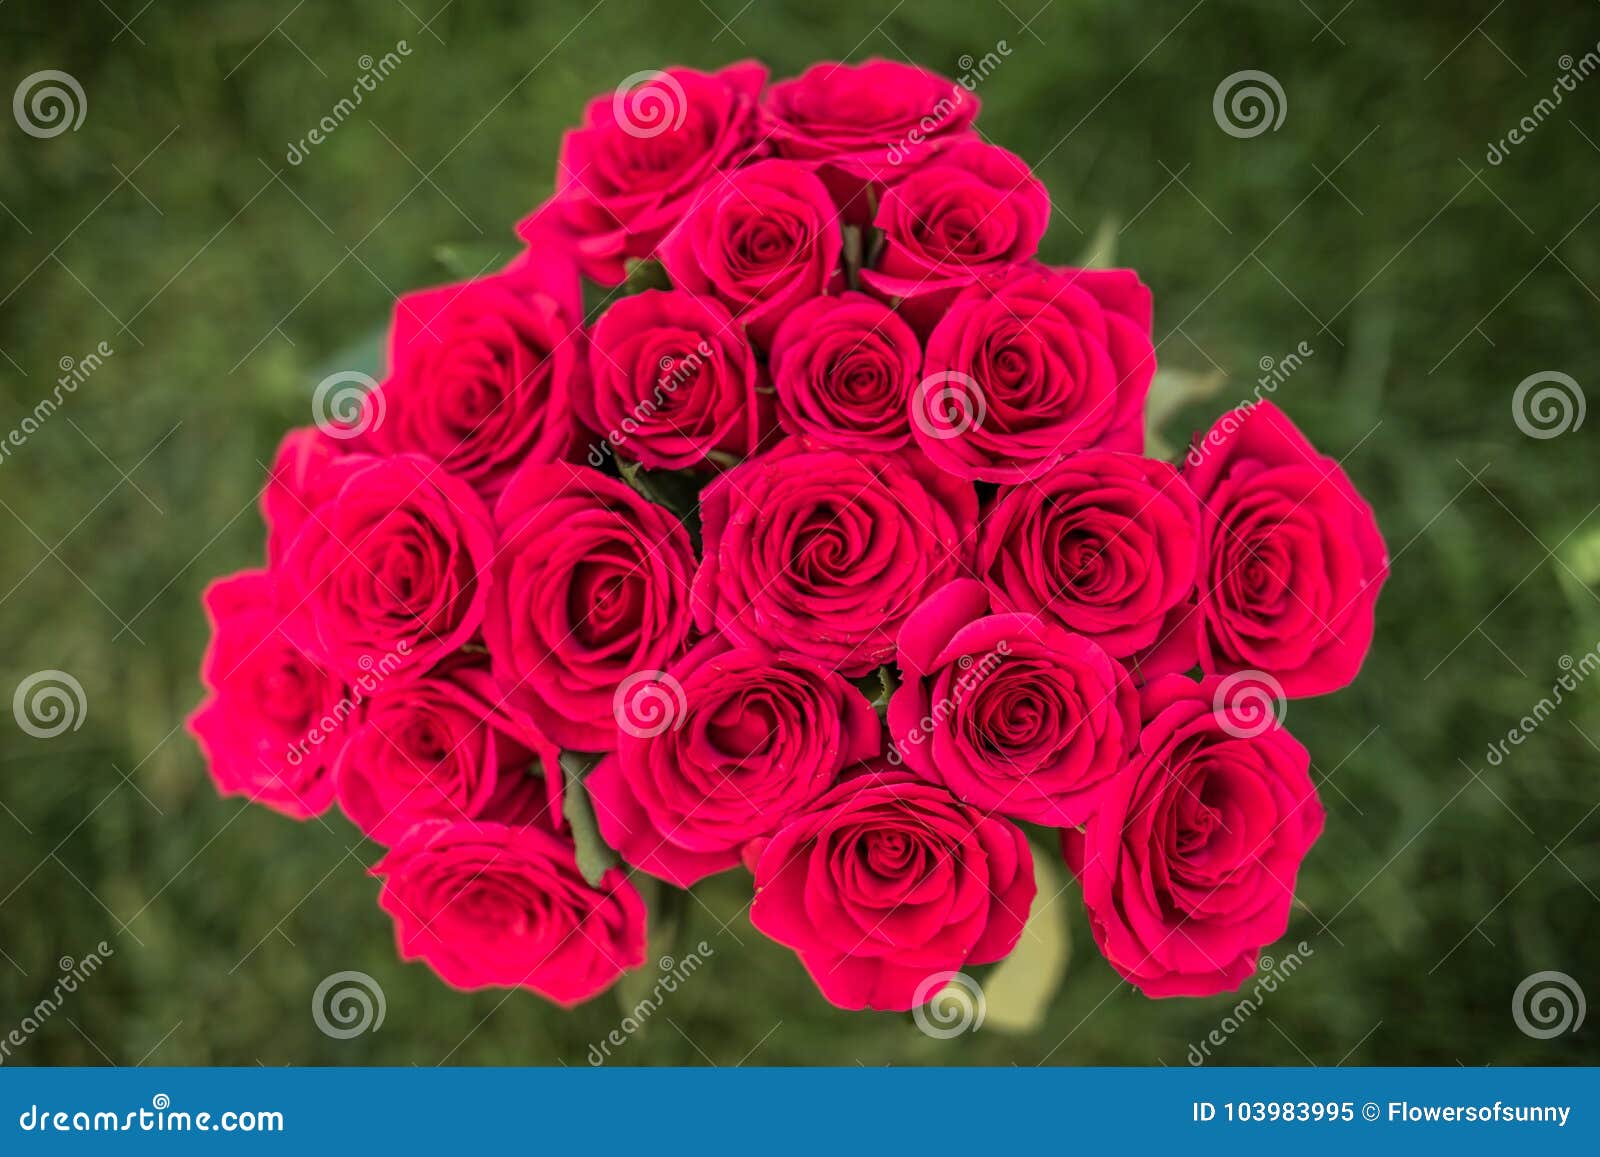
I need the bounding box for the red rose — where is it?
[526,62,768,284]
[580,289,770,470]
[763,58,979,209]
[261,428,372,567]
[768,292,921,452]
[188,570,346,820]
[366,264,584,502]
[586,635,881,887]
[693,436,977,676]
[977,450,1202,668]
[374,820,647,1005]
[1064,675,1325,997]
[1184,401,1389,696]
[277,454,494,684]
[916,266,1155,482]
[658,158,843,347]
[863,140,1049,332]
[747,763,1035,1010]
[887,580,1139,826]
[334,660,560,845]
[485,461,696,750]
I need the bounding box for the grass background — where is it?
[2,0,1598,1066]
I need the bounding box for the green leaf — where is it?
[842,225,865,292]
[623,258,672,296]
[1074,215,1119,269]
[616,458,706,518]
[559,752,619,887]
[613,879,687,1018]
[1144,366,1227,461]
[979,839,1071,1035]
[433,242,510,281]
[851,665,900,713]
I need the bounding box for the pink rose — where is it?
[887,579,1139,826]
[525,62,768,284]
[335,659,561,845]
[658,158,843,347]
[863,140,1049,331]
[485,461,696,750]
[586,635,881,887]
[1184,401,1389,696]
[1064,674,1325,997]
[580,289,770,470]
[916,266,1155,482]
[977,450,1202,668]
[763,58,979,211]
[277,454,494,683]
[188,570,346,820]
[374,820,647,1005]
[748,763,1035,1010]
[366,264,584,502]
[261,428,373,567]
[768,292,921,452]
[693,436,978,676]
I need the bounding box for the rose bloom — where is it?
[768,292,921,452]
[277,454,494,684]
[365,263,584,503]
[374,820,647,1005]
[485,461,696,751]
[1184,401,1389,696]
[658,158,843,347]
[188,570,347,820]
[261,427,372,567]
[1064,675,1325,997]
[693,436,978,676]
[915,265,1155,482]
[887,579,1139,826]
[581,289,770,470]
[763,58,979,213]
[335,660,561,845]
[747,763,1035,1010]
[977,450,1202,671]
[863,140,1050,332]
[586,635,881,887]
[524,62,768,284]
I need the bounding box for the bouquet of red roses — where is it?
[190,58,1388,1014]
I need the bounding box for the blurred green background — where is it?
[2,0,1597,1066]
